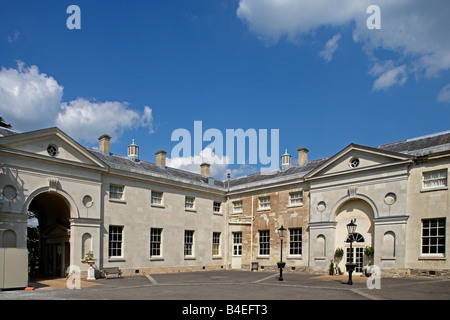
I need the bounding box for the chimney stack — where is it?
[201,162,211,178]
[128,139,139,162]
[155,150,167,168]
[99,134,111,154]
[297,147,309,166]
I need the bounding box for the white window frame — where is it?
[259,230,270,256]
[151,191,164,207]
[109,184,124,201]
[258,196,270,211]
[184,230,195,258]
[289,191,303,206]
[422,169,448,191]
[232,200,243,214]
[185,196,196,211]
[233,232,242,257]
[421,218,446,257]
[150,228,163,259]
[212,232,221,257]
[213,201,222,214]
[108,225,124,259]
[289,228,302,257]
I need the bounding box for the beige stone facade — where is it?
[0,127,448,279]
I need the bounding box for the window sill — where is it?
[287,204,303,209]
[418,255,446,261]
[184,256,196,260]
[185,208,197,213]
[287,255,302,260]
[420,186,448,193]
[149,257,164,262]
[212,256,222,260]
[257,208,270,212]
[108,258,125,262]
[257,255,270,259]
[213,212,223,216]
[109,199,126,204]
[151,204,165,209]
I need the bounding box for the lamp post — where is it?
[346,219,357,285]
[277,225,286,281]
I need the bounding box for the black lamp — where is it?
[278,225,286,281]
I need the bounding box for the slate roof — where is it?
[2,126,449,189]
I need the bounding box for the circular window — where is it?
[349,158,360,168]
[2,185,17,200]
[47,144,59,157]
[384,193,397,205]
[82,195,94,208]
[317,201,326,212]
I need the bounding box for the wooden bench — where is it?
[101,267,122,278]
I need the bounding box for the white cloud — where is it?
[167,147,231,179]
[0,61,64,131]
[370,61,407,91]
[57,99,153,143]
[437,84,450,104]
[0,62,154,143]
[237,0,450,91]
[319,33,342,62]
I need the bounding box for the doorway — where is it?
[28,192,71,278]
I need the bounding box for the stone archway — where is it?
[334,199,374,274]
[28,192,71,278]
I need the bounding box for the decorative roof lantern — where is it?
[128,139,139,162]
[281,149,291,171]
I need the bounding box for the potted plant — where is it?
[329,260,334,275]
[82,251,97,280]
[277,261,286,269]
[334,248,344,275]
[345,262,356,273]
[363,246,374,277]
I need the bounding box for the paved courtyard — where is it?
[1,270,449,301]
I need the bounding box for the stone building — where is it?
[0,126,448,278]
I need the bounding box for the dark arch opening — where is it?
[27,192,70,278]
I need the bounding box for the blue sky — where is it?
[1,0,449,179]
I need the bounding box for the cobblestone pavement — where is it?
[1,270,449,301]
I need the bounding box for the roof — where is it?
[3,126,449,189]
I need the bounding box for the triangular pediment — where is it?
[305,144,413,179]
[0,127,107,169]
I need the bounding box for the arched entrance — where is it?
[28,192,71,278]
[335,199,374,274]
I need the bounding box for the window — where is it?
[150,228,162,257]
[109,184,124,200]
[185,196,195,210]
[289,228,302,256]
[108,226,123,258]
[423,169,448,189]
[151,191,163,206]
[212,232,221,256]
[259,196,270,210]
[47,144,58,157]
[233,200,243,213]
[213,201,222,213]
[289,192,303,206]
[422,218,446,255]
[184,230,194,257]
[259,230,270,256]
[233,232,242,256]
[349,158,360,168]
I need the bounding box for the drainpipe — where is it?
[226,170,230,270]
[250,195,254,266]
